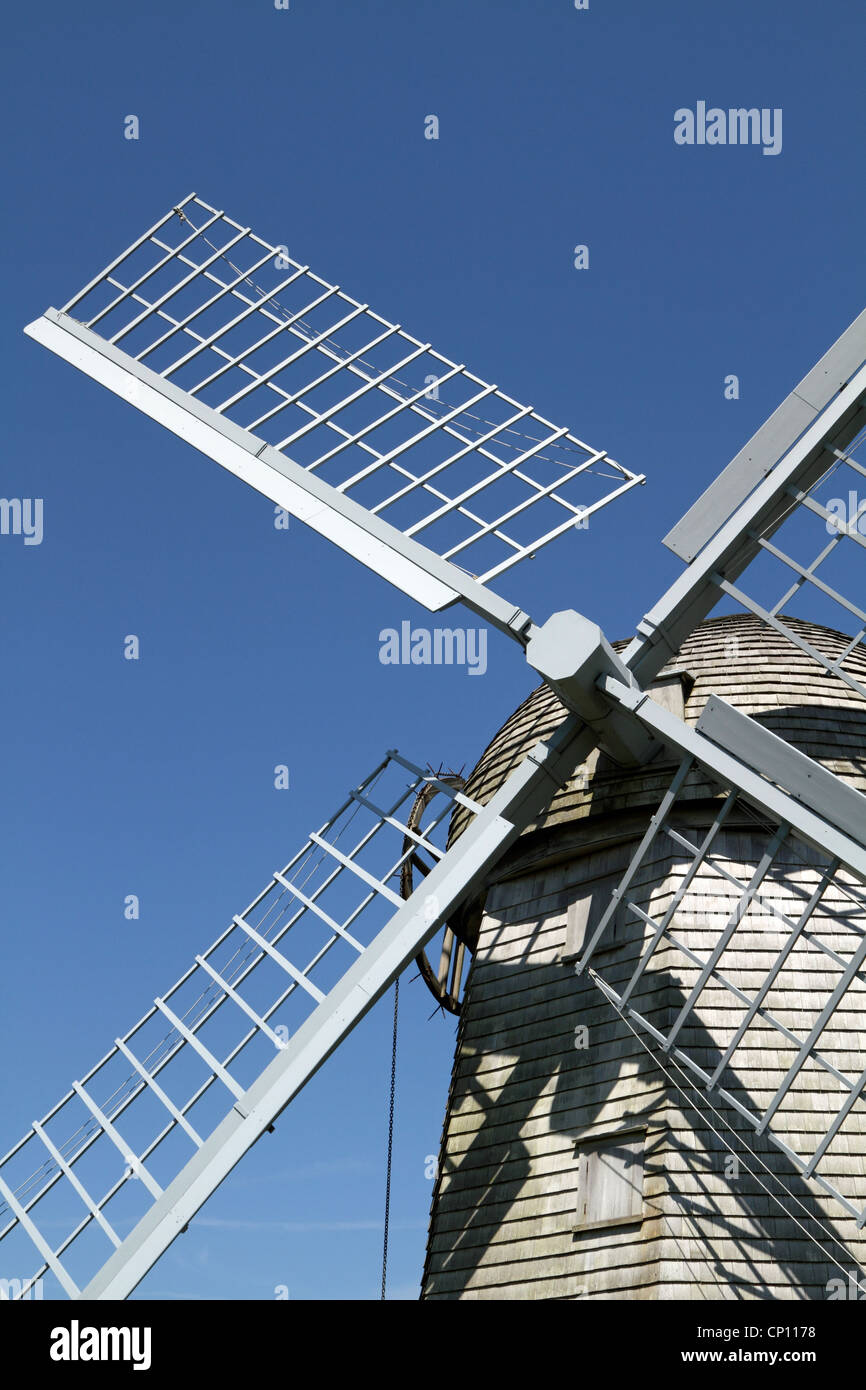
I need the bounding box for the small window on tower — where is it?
[646,668,693,721]
[574,1131,645,1232]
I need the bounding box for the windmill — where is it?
[3,192,865,1300]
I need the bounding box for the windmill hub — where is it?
[526,609,660,766]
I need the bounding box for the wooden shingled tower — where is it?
[422,616,866,1299]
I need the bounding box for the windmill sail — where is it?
[574,722,866,1225]
[25,193,643,642]
[624,306,866,696]
[0,728,596,1300]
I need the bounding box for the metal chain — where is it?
[380,978,399,1299]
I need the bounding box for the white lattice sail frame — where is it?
[26,193,643,637]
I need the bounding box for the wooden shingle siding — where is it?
[422,617,866,1299]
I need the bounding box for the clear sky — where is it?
[1,0,863,1300]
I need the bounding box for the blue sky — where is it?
[1,0,863,1300]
